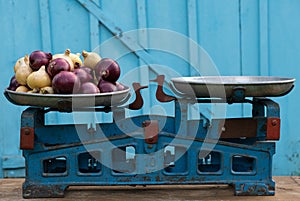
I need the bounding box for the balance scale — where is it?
[4,75,295,198]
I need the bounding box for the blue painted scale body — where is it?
[21,96,278,198]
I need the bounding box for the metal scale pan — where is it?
[171,76,295,98]
[4,87,131,108]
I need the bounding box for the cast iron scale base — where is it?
[7,76,294,198]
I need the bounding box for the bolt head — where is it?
[24,128,31,135]
[271,120,277,126]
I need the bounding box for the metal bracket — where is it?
[20,107,44,150]
[252,98,280,118]
[252,98,281,140]
[150,75,176,102]
[128,82,148,110]
[57,100,73,112]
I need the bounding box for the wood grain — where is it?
[0,177,299,201]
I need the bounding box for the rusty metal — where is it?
[151,75,176,102]
[142,120,159,144]
[234,182,275,196]
[23,183,67,198]
[220,118,258,139]
[129,83,148,110]
[266,118,280,140]
[20,127,34,150]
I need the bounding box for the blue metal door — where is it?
[0,0,299,177]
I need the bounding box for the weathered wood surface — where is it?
[0,177,299,201]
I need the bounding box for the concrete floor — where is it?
[0,177,299,201]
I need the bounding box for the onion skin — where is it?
[14,56,25,73]
[116,82,126,91]
[52,71,81,94]
[14,55,29,73]
[74,68,93,83]
[52,49,74,71]
[80,66,95,77]
[81,66,97,83]
[27,66,51,90]
[69,51,83,68]
[29,50,52,71]
[47,58,71,78]
[40,86,54,94]
[80,82,100,94]
[82,50,101,69]
[27,88,39,93]
[94,58,120,82]
[97,79,117,93]
[8,76,21,91]
[16,86,30,93]
[15,65,33,85]
[15,54,32,85]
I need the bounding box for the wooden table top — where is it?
[0,176,299,201]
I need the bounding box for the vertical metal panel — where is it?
[48,0,90,53]
[197,0,242,118]
[89,0,101,51]
[258,0,270,76]
[240,0,260,76]
[0,0,43,177]
[136,0,150,114]
[187,0,199,77]
[39,0,52,52]
[267,0,300,176]
[187,0,201,119]
[0,0,16,178]
[146,0,190,77]
[197,0,241,76]
[77,0,149,66]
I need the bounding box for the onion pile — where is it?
[7,49,126,95]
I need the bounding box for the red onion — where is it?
[29,50,52,71]
[98,79,117,93]
[94,58,120,82]
[116,82,126,91]
[74,68,93,83]
[80,66,95,78]
[47,58,71,78]
[8,76,21,91]
[80,82,100,94]
[52,71,81,94]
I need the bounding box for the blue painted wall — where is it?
[0,0,299,177]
